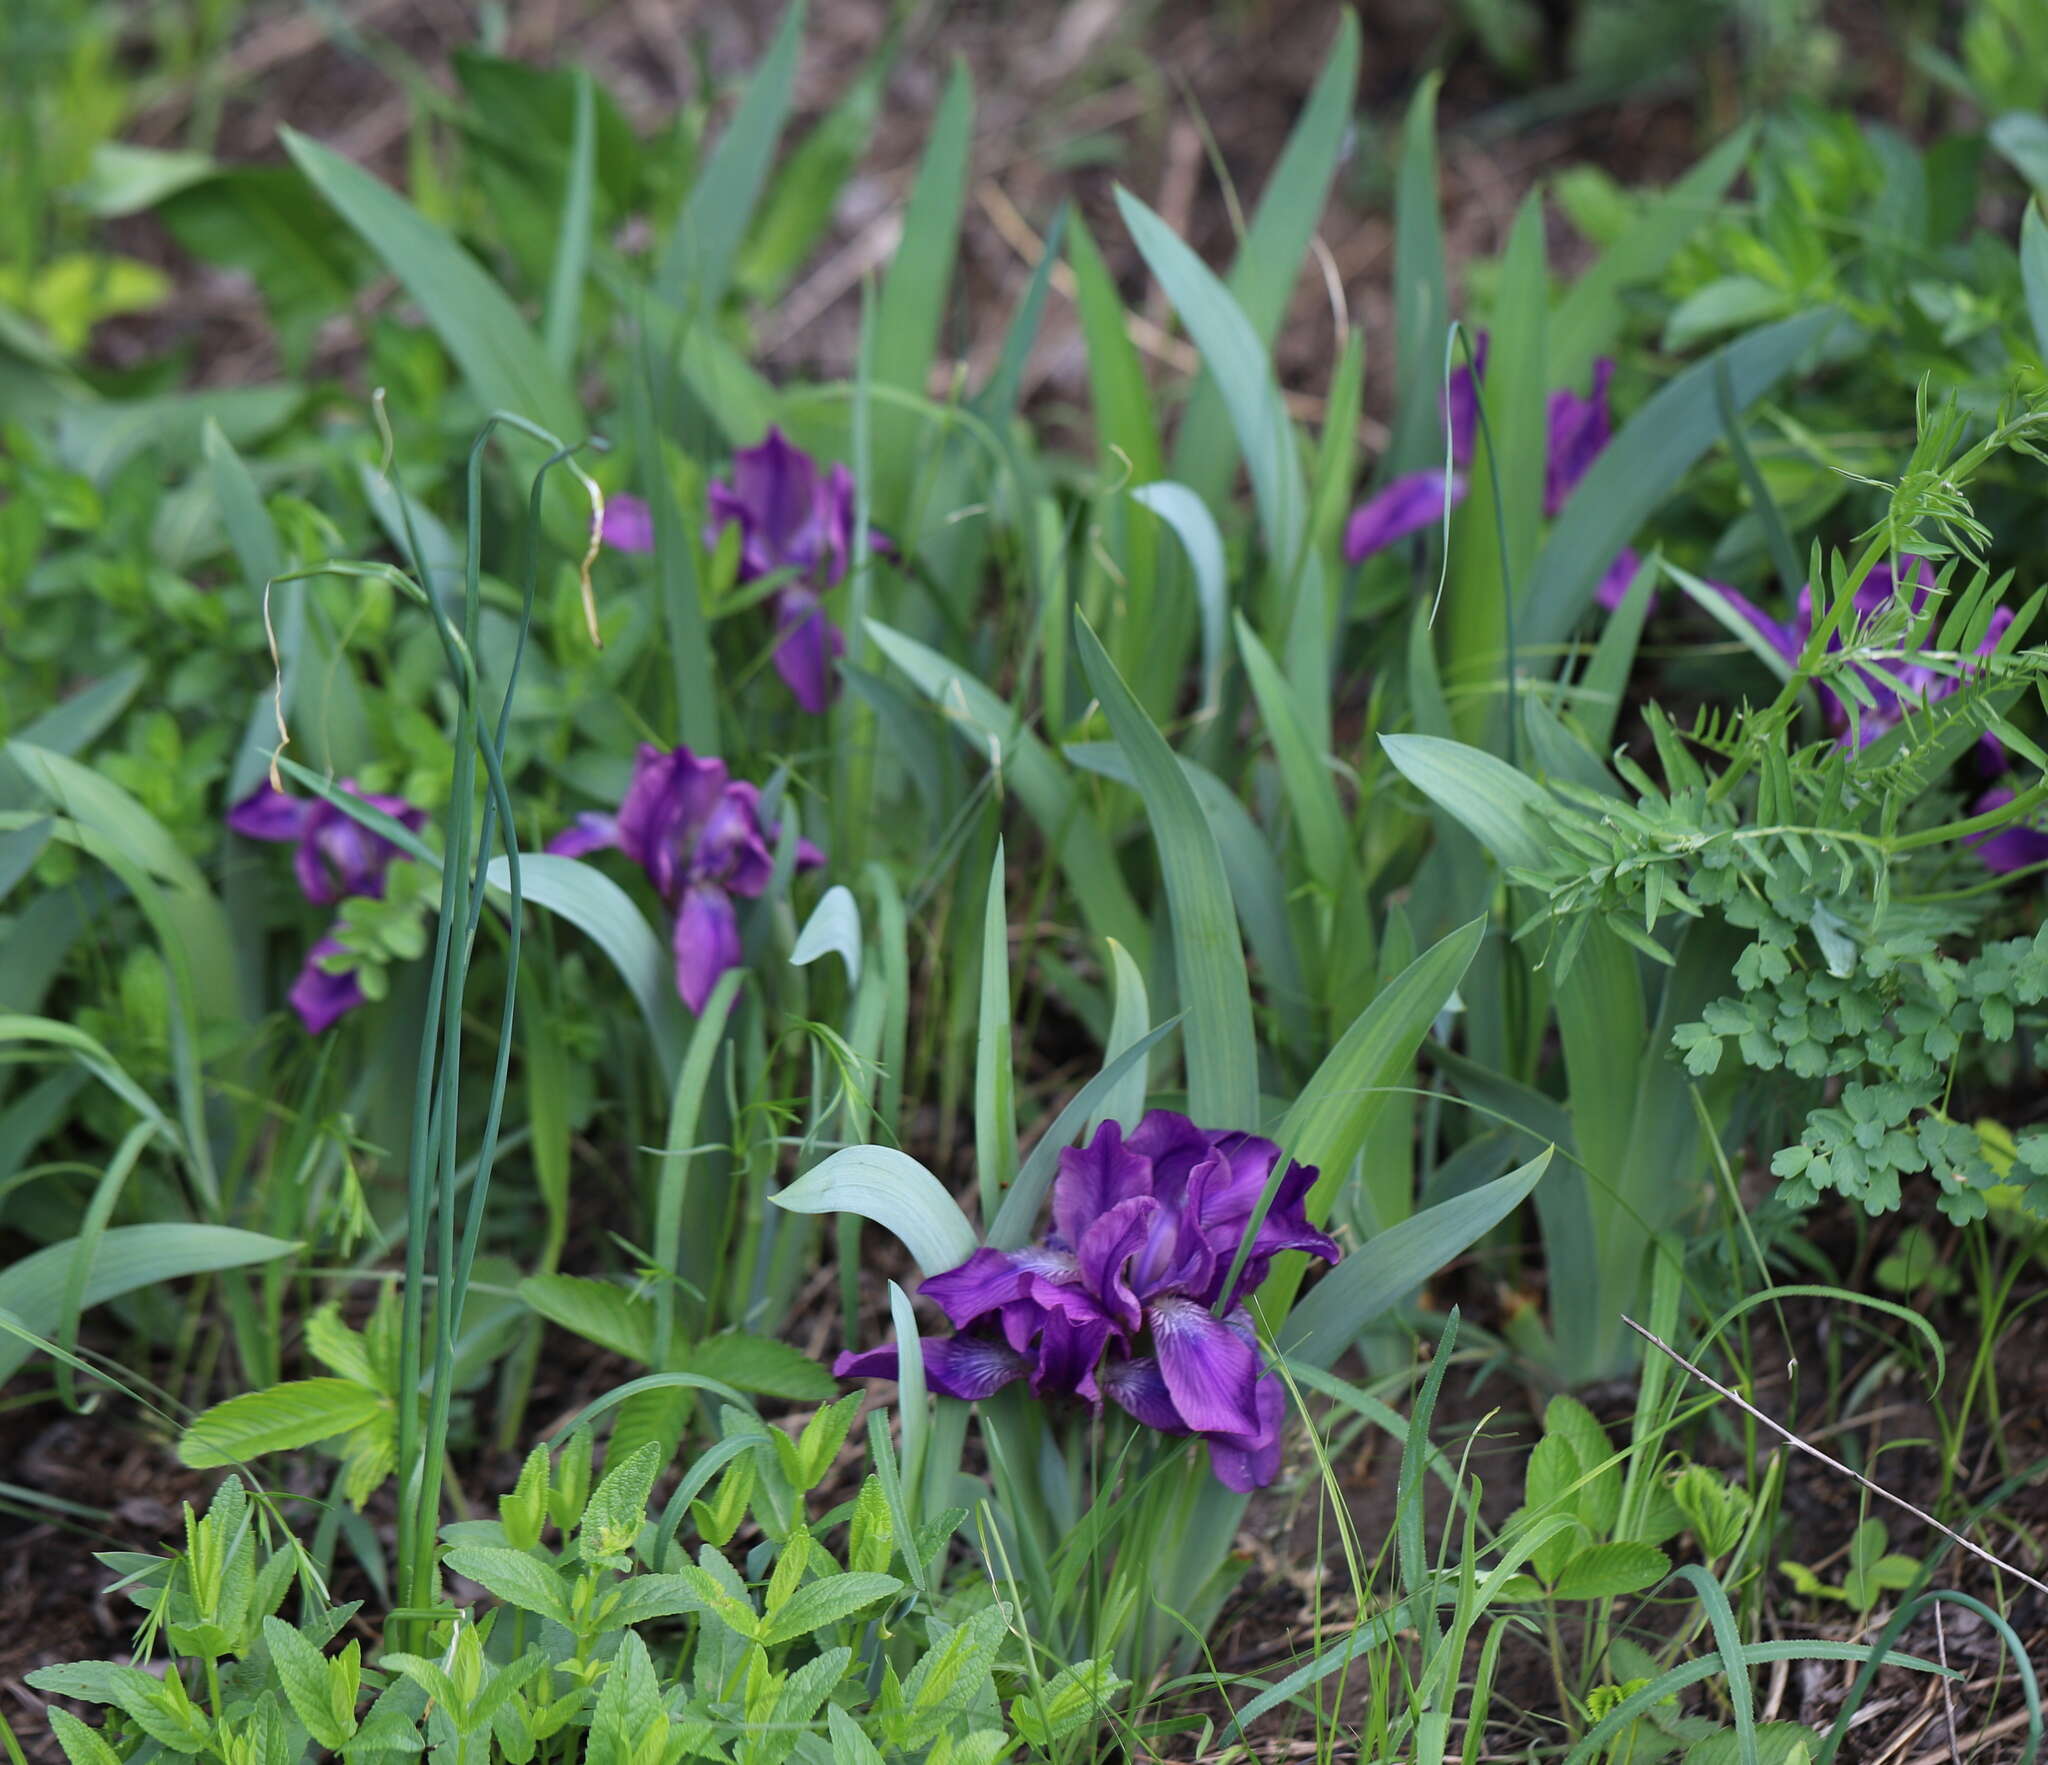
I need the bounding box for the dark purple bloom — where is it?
[1545,360,1614,520]
[1346,340,1632,609]
[228,781,429,1035]
[833,1110,1340,1493]
[707,428,893,715]
[546,743,822,1013]
[1595,547,1644,613]
[600,431,885,715]
[1343,336,1486,565]
[289,935,365,1036]
[1343,471,1464,561]
[602,495,655,554]
[1967,788,2048,875]
[1718,555,2014,747]
[226,781,427,906]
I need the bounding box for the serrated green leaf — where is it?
[756,1571,903,1647]
[518,1274,655,1363]
[181,1379,384,1469]
[687,1332,835,1401]
[263,1618,357,1749]
[442,1547,574,1625]
[1552,1541,1671,1600]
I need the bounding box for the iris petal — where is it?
[921,1247,1034,1330]
[1342,472,1463,562]
[1148,1294,1262,1438]
[289,937,365,1035]
[672,882,742,1014]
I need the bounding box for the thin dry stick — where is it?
[1934,1602,1961,1765]
[1621,1316,2048,1598]
[1903,1704,2039,1765]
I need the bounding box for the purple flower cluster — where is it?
[227,782,428,1034]
[547,743,821,1013]
[601,428,884,715]
[1713,553,2046,875]
[1344,335,1638,610]
[1717,554,2014,749]
[835,1110,1340,1492]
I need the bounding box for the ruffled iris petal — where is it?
[921,1246,1035,1330]
[1148,1294,1263,1439]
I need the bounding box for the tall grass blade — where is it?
[658,0,806,314]
[1073,615,1257,1127]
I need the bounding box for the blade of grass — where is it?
[281,127,579,438]
[1073,614,1256,1127]
[870,61,973,522]
[656,0,806,314]
[541,69,596,378]
[1168,9,1359,508]
[1385,74,1449,479]
[974,844,1017,1223]
[1520,310,1835,654]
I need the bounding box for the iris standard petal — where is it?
[1148,1294,1263,1438]
[671,881,743,1014]
[1030,1310,1114,1400]
[1074,1195,1160,1331]
[728,428,821,563]
[614,744,730,901]
[1051,1117,1153,1253]
[694,783,779,900]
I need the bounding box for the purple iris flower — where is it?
[1718,555,2014,747]
[227,781,428,1036]
[1345,340,1638,608]
[1966,788,2048,875]
[226,781,427,907]
[546,742,823,1013]
[1344,336,1485,562]
[289,936,365,1036]
[600,430,885,715]
[601,495,654,553]
[834,1110,1341,1492]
